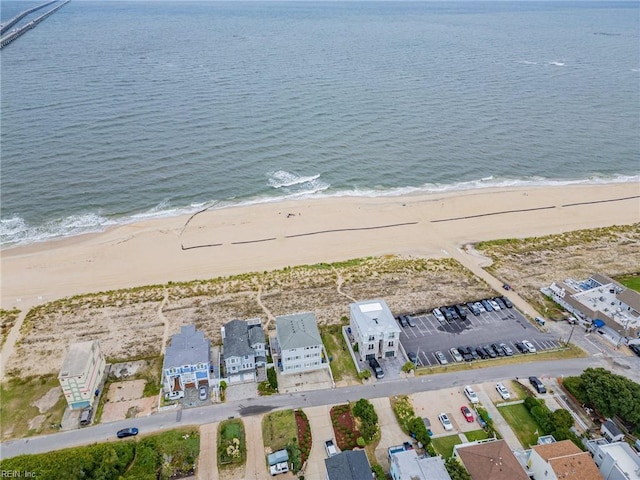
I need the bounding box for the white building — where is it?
[275,312,324,374]
[389,446,451,480]
[58,340,106,410]
[588,439,640,480]
[350,299,401,361]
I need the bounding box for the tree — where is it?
[551,409,574,431]
[445,457,472,480]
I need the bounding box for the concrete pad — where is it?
[106,379,145,402]
[225,382,258,402]
[198,423,218,480]
[278,367,333,394]
[101,396,156,423]
[370,397,412,469]
[242,415,270,480]
[303,405,334,480]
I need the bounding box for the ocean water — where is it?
[1,1,639,246]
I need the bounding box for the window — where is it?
[389,333,395,339]
[368,344,374,350]
[388,341,394,347]
[368,335,375,342]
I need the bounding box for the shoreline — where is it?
[1,182,639,310]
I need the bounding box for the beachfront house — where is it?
[529,439,602,480]
[59,340,107,410]
[350,299,400,361]
[275,312,324,374]
[221,318,267,383]
[162,325,210,396]
[587,438,640,480]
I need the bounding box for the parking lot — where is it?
[398,301,560,367]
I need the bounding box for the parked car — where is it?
[455,304,468,319]
[495,383,510,400]
[435,351,448,365]
[467,303,481,316]
[629,344,640,357]
[483,345,497,359]
[529,376,547,394]
[500,343,514,356]
[447,307,459,320]
[534,316,546,326]
[489,299,501,311]
[515,342,528,353]
[502,283,512,291]
[324,439,338,457]
[117,427,139,439]
[494,297,506,310]
[491,343,505,357]
[199,385,208,401]
[501,296,513,308]
[522,340,537,353]
[464,385,479,404]
[442,307,453,322]
[460,405,474,422]
[270,462,289,476]
[439,413,453,431]
[397,316,408,327]
[432,308,446,322]
[406,316,417,327]
[449,347,463,362]
[407,351,418,364]
[79,407,92,426]
[458,346,473,362]
[475,346,489,359]
[481,299,494,312]
[470,349,480,361]
[369,357,384,379]
[475,301,486,313]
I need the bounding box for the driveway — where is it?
[197,423,218,480]
[411,386,486,436]
[303,405,334,480]
[370,397,412,469]
[242,415,269,480]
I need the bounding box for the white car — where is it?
[432,308,445,322]
[489,299,501,311]
[324,439,338,457]
[439,413,453,431]
[464,385,479,404]
[496,383,511,400]
[522,340,537,353]
[449,347,463,362]
[435,351,448,365]
[475,301,486,313]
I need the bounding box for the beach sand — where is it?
[1,182,639,310]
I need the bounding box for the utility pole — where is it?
[565,322,576,346]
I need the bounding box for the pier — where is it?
[0,0,70,49]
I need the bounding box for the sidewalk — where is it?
[477,386,523,450]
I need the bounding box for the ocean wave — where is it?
[267,170,322,189]
[549,61,566,67]
[1,173,638,247]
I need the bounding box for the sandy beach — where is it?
[1,182,639,310]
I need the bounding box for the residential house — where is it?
[221,318,266,383]
[587,438,640,480]
[59,340,106,410]
[325,450,372,480]
[350,299,401,361]
[389,446,451,480]
[529,439,603,480]
[275,312,324,374]
[454,439,529,480]
[601,419,625,443]
[163,325,210,395]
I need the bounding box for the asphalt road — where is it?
[0,355,608,460]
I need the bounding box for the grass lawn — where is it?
[218,419,246,467]
[320,324,358,383]
[498,403,539,448]
[464,429,490,442]
[431,435,462,458]
[617,274,640,293]
[1,374,67,440]
[262,409,296,452]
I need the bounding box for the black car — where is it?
[475,346,489,359]
[491,343,505,357]
[483,345,497,358]
[117,427,139,439]
[397,316,408,327]
[407,351,418,364]
[515,342,528,353]
[529,376,547,394]
[501,296,513,308]
[455,304,468,319]
[494,297,506,309]
[467,302,481,316]
[458,346,474,362]
[470,349,481,361]
[481,299,494,312]
[442,308,453,322]
[448,307,459,320]
[629,344,640,357]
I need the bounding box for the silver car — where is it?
[432,308,445,322]
[435,351,448,365]
[449,347,463,362]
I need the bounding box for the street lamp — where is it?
[565,322,576,347]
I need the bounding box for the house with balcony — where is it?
[275,312,324,374]
[350,299,400,361]
[162,325,210,396]
[221,318,266,383]
[59,340,106,410]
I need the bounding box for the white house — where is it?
[275,312,324,374]
[588,439,640,480]
[162,325,210,395]
[59,340,106,410]
[221,318,266,383]
[349,299,401,361]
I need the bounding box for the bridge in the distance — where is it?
[0,0,70,49]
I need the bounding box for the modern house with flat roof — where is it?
[59,340,106,410]
[162,325,210,395]
[543,274,640,336]
[588,439,640,480]
[350,299,401,361]
[325,450,372,480]
[221,318,266,383]
[275,312,324,374]
[389,447,451,480]
[529,439,603,480]
[453,439,529,480]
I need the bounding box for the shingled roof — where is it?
[456,440,529,480]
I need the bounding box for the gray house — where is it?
[221,319,266,383]
[275,312,324,374]
[325,450,372,480]
[601,419,624,443]
[163,325,210,395]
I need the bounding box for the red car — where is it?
[460,405,474,423]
